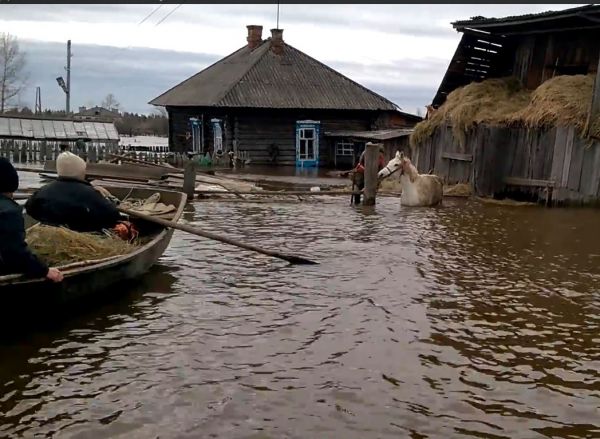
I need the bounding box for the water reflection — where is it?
[0,196,599,438]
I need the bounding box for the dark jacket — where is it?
[25,178,121,233]
[0,195,49,278]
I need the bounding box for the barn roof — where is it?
[431,4,600,108]
[324,128,413,141]
[0,115,119,141]
[452,4,600,35]
[149,32,399,112]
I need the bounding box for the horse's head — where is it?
[378,151,405,180]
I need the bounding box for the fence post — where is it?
[183,158,197,200]
[363,142,380,206]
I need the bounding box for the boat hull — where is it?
[0,186,186,324]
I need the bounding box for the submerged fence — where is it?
[0,139,171,165]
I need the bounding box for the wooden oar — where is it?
[118,207,318,265]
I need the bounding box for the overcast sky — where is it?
[0,3,580,115]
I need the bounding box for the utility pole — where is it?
[35,87,41,114]
[66,40,72,114]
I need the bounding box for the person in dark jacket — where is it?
[0,158,63,281]
[25,152,122,233]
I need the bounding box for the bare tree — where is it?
[0,33,27,113]
[152,106,167,117]
[101,93,120,111]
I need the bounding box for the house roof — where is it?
[0,115,119,141]
[150,37,399,111]
[75,106,120,117]
[452,4,600,36]
[324,128,413,141]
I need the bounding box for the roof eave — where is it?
[451,5,600,32]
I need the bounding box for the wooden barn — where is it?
[150,25,421,168]
[413,5,600,206]
[432,4,600,109]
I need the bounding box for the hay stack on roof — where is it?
[411,74,600,147]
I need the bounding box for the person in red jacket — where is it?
[352,145,386,205]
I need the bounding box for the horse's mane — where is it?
[403,158,419,183]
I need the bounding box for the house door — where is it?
[295,120,320,167]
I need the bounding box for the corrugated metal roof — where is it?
[0,116,119,141]
[324,128,413,140]
[452,5,600,34]
[150,38,398,111]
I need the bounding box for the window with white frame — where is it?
[335,140,354,156]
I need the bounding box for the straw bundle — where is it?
[378,177,403,193]
[443,183,472,197]
[411,74,600,147]
[411,77,530,147]
[27,225,137,267]
[509,74,600,138]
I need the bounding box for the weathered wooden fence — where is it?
[413,123,600,206]
[0,139,174,166]
[0,139,124,164]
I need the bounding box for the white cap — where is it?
[56,151,86,180]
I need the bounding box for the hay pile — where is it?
[411,77,530,147]
[443,183,472,197]
[411,74,600,147]
[509,74,600,138]
[378,177,402,193]
[27,225,137,267]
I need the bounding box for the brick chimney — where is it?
[247,25,263,50]
[270,28,284,55]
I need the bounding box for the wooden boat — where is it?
[0,186,187,323]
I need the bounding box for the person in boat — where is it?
[25,152,122,233]
[352,145,386,204]
[0,158,63,282]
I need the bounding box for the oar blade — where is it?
[280,254,319,265]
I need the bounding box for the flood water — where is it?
[2,174,600,438]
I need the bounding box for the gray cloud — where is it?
[1,4,582,40]
[18,41,218,113]
[6,4,585,115]
[16,40,441,115]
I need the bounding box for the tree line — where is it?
[0,32,168,137]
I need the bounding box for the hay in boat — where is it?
[26,224,137,267]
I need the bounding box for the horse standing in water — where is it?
[378,151,443,207]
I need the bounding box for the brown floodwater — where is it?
[1,173,600,438]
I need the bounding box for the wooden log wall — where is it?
[231,113,370,166]
[413,123,600,206]
[168,107,377,167]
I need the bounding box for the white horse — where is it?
[378,151,443,207]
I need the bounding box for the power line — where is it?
[155,4,183,26]
[138,4,164,25]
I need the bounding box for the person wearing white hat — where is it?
[25,152,121,232]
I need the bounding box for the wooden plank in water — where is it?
[560,126,575,187]
[550,127,568,185]
[579,143,597,196]
[44,161,169,181]
[567,134,585,191]
[441,152,473,162]
[504,177,555,187]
